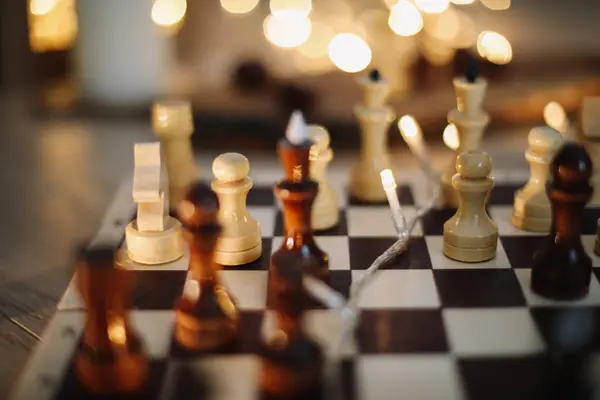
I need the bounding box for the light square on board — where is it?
[357,355,463,400]
[347,206,422,237]
[425,236,511,270]
[271,236,350,270]
[261,310,357,357]
[351,269,440,308]
[247,206,275,237]
[488,206,547,237]
[349,237,433,270]
[443,308,545,356]
[221,270,269,310]
[514,268,600,307]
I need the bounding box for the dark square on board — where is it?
[530,307,600,351]
[247,186,276,206]
[129,270,188,310]
[500,236,548,269]
[349,237,432,270]
[433,269,526,308]
[221,238,272,270]
[356,309,448,354]
[273,211,348,236]
[458,356,549,400]
[421,207,456,236]
[488,183,523,206]
[582,208,600,235]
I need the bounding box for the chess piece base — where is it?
[531,270,590,301]
[312,207,339,231]
[76,347,147,393]
[175,311,237,351]
[125,218,184,265]
[349,164,389,203]
[214,242,262,266]
[443,241,497,263]
[511,212,551,232]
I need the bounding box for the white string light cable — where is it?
[303,115,440,397]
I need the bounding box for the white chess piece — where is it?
[125,143,185,265]
[443,150,498,263]
[349,70,395,203]
[308,125,339,231]
[152,100,198,208]
[441,76,490,207]
[211,153,262,266]
[581,97,600,204]
[512,127,563,232]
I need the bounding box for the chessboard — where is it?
[10,166,600,400]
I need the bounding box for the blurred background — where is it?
[2,0,600,147]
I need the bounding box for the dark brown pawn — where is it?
[272,180,329,280]
[261,244,324,399]
[278,137,313,183]
[531,142,594,300]
[174,182,238,351]
[75,247,147,394]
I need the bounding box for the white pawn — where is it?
[308,125,339,231]
[443,151,498,263]
[211,153,262,266]
[512,127,563,232]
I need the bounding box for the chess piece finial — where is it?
[285,110,309,146]
[152,100,194,136]
[308,125,339,231]
[532,142,593,300]
[76,247,148,394]
[512,127,564,232]
[369,68,381,82]
[278,110,313,182]
[466,55,478,84]
[175,181,238,351]
[211,153,262,265]
[443,150,498,262]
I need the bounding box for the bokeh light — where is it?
[398,115,421,139]
[383,0,399,9]
[152,0,187,27]
[270,0,312,16]
[451,9,477,48]
[414,0,450,14]
[30,0,57,15]
[424,7,459,43]
[477,31,513,64]
[220,0,260,14]
[388,0,423,37]
[443,123,460,150]
[451,0,475,4]
[544,101,569,133]
[481,0,511,10]
[328,33,372,73]
[298,21,335,58]
[264,11,312,48]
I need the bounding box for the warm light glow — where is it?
[328,33,372,73]
[443,123,460,150]
[452,10,477,48]
[108,321,127,345]
[451,0,475,4]
[30,0,57,15]
[544,101,569,133]
[414,0,450,14]
[264,11,312,48]
[220,0,260,14]
[298,21,334,58]
[481,0,510,10]
[477,31,513,65]
[270,0,312,16]
[388,0,423,37]
[424,7,459,43]
[380,169,398,190]
[152,0,187,27]
[398,115,421,139]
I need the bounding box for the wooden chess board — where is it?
[10,167,600,400]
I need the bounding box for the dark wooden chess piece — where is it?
[174,182,238,351]
[272,180,329,280]
[260,247,324,399]
[75,247,147,394]
[278,127,313,183]
[531,142,594,300]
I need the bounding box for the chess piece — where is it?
[512,127,564,232]
[441,59,490,207]
[443,150,498,262]
[75,247,148,394]
[261,216,324,398]
[581,97,600,204]
[308,125,339,231]
[279,110,313,182]
[211,152,262,265]
[152,100,198,207]
[174,182,238,351]
[349,69,395,203]
[531,142,593,300]
[125,143,184,265]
